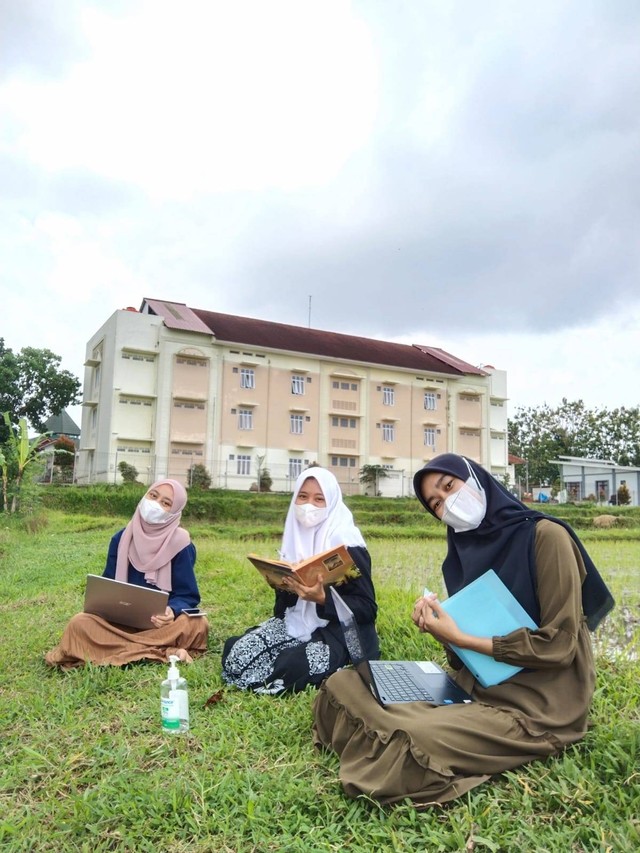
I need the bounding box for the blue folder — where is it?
[439,569,538,688]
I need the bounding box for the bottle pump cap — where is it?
[167,654,180,680]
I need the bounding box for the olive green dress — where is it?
[312,520,596,805]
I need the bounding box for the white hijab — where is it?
[280,467,366,641]
[280,467,366,563]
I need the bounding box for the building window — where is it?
[382,386,394,406]
[332,417,357,428]
[289,458,303,480]
[595,480,609,502]
[424,427,436,448]
[331,456,357,467]
[240,368,255,389]
[424,392,437,411]
[382,423,395,442]
[291,375,305,395]
[290,414,304,434]
[237,454,251,476]
[93,365,101,396]
[567,482,581,501]
[238,408,253,430]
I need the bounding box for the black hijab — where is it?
[413,453,614,630]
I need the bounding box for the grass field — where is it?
[1,511,638,852]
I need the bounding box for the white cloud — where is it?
[1,0,639,426]
[3,1,378,198]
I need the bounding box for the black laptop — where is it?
[330,587,473,706]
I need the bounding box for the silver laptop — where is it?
[330,588,473,706]
[84,574,169,630]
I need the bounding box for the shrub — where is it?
[187,463,212,490]
[259,468,273,492]
[617,483,631,506]
[118,461,138,483]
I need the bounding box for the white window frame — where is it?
[290,413,304,434]
[237,454,251,476]
[382,386,395,406]
[238,408,253,430]
[424,427,436,448]
[382,422,395,442]
[240,368,255,389]
[289,458,303,480]
[291,375,305,395]
[424,392,437,411]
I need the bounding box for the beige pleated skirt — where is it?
[312,669,561,806]
[45,612,209,669]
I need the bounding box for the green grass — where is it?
[0,512,639,852]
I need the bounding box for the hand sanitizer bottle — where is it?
[161,655,189,733]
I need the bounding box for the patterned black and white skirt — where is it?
[221,617,344,695]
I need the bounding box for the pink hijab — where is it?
[115,479,191,592]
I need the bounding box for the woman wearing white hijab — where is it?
[222,467,379,694]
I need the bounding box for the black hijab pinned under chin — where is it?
[413,453,614,631]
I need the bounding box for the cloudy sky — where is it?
[2,0,639,430]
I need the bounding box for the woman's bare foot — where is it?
[167,647,193,664]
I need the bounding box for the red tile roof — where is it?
[142,298,486,377]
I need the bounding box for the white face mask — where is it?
[294,502,329,528]
[139,497,171,525]
[441,472,487,533]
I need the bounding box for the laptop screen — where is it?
[329,586,365,664]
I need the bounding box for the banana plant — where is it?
[0,444,7,513]
[1,412,49,513]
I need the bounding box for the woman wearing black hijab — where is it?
[312,453,613,806]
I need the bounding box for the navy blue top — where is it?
[103,528,200,616]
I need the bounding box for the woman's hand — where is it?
[412,594,494,656]
[151,606,175,628]
[282,574,326,605]
[412,594,464,646]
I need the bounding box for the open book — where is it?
[247,544,359,590]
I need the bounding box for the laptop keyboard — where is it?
[370,662,434,702]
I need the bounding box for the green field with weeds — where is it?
[1,508,638,852]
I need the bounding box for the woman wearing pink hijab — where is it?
[45,479,209,669]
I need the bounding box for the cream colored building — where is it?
[77,299,509,494]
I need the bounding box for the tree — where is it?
[508,399,640,486]
[118,461,139,483]
[1,412,48,513]
[54,436,76,469]
[617,483,631,506]
[258,468,273,492]
[0,339,80,441]
[592,407,640,466]
[42,435,76,484]
[188,463,211,490]
[254,453,272,492]
[359,464,388,495]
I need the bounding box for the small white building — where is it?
[552,456,640,506]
